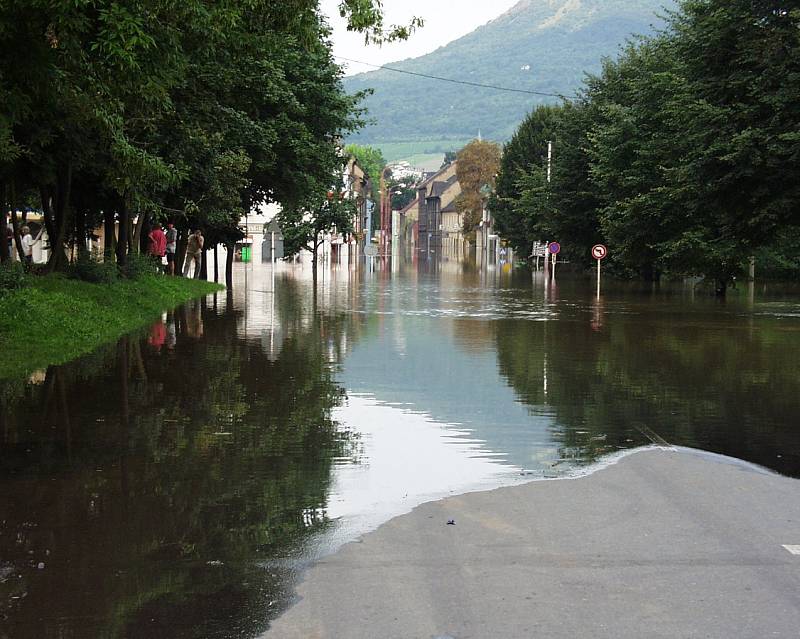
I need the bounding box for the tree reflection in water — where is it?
[493,293,800,477]
[0,282,361,639]
[3,268,800,638]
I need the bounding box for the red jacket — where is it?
[148,228,166,257]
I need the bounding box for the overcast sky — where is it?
[320,0,520,75]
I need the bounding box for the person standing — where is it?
[20,226,42,266]
[164,222,178,275]
[148,223,167,271]
[183,229,204,279]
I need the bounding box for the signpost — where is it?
[592,244,608,297]
[530,241,547,270]
[548,242,561,277]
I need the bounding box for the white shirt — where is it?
[21,234,34,256]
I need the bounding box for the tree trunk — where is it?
[715,279,728,297]
[74,207,87,259]
[39,186,56,241]
[126,208,135,254]
[132,209,147,254]
[104,209,116,262]
[0,229,7,263]
[48,162,74,271]
[176,230,188,277]
[200,246,208,280]
[225,241,234,288]
[213,244,219,282]
[312,241,318,286]
[9,183,25,262]
[0,185,9,263]
[117,199,129,268]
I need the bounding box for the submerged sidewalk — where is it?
[265,448,800,639]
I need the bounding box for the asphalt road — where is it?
[265,447,800,639]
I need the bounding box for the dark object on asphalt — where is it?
[447,520,456,525]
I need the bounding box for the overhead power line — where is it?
[335,55,576,100]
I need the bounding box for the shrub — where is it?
[0,260,29,296]
[122,252,161,280]
[69,255,119,284]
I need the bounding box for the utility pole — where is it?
[379,166,392,257]
[547,140,553,183]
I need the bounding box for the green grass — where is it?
[0,275,223,380]
[404,153,447,171]
[375,139,473,163]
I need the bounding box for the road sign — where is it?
[548,242,561,255]
[531,242,547,258]
[592,244,608,260]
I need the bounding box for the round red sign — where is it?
[592,244,608,260]
[548,242,561,255]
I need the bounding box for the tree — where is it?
[388,175,419,210]
[662,0,800,292]
[515,102,600,266]
[455,139,501,237]
[278,183,357,280]
[0,0,413,275]
[492,106,561,255]
[344,144,386,201]
[493,0,800,292]
[584,37,693,280]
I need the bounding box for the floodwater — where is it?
[2,256,800,638]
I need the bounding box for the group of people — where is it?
[147,223,204,278]
[3,216,206,276]
[5,220,43,265]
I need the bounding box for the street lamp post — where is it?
[479,183,493,267]
[379,166,393,256]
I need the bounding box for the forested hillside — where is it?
[344,0,677,148]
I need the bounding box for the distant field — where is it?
[375,139,475,164]
[405,153,445,172]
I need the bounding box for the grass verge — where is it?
[0,275,223,380]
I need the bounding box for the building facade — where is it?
[401,161,462,253]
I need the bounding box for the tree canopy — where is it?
[344,143,386,201]
[492,0,800,291]
[0,0,406,274]
[455,139,501,235]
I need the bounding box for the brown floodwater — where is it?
[1,257,799,638]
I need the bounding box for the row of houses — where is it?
[399,161,467,257]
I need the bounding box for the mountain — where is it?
[343,0,676,155]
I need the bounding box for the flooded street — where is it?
[2,257,800,638]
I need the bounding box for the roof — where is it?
[441,201,459,214]
[400,161,459,214]
[428,174,458,198]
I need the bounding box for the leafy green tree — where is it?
[278,183,357,278]
[495,0,800,292]
[512,102,600,266]
[492,105,561,255]
[344,144,386,200]
[0,0,411,274]
[583,37,693,280]
[661,0,800,292]
[388,175,419,210]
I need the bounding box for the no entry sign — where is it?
[548,242,561,255]
[592,244,608,260]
